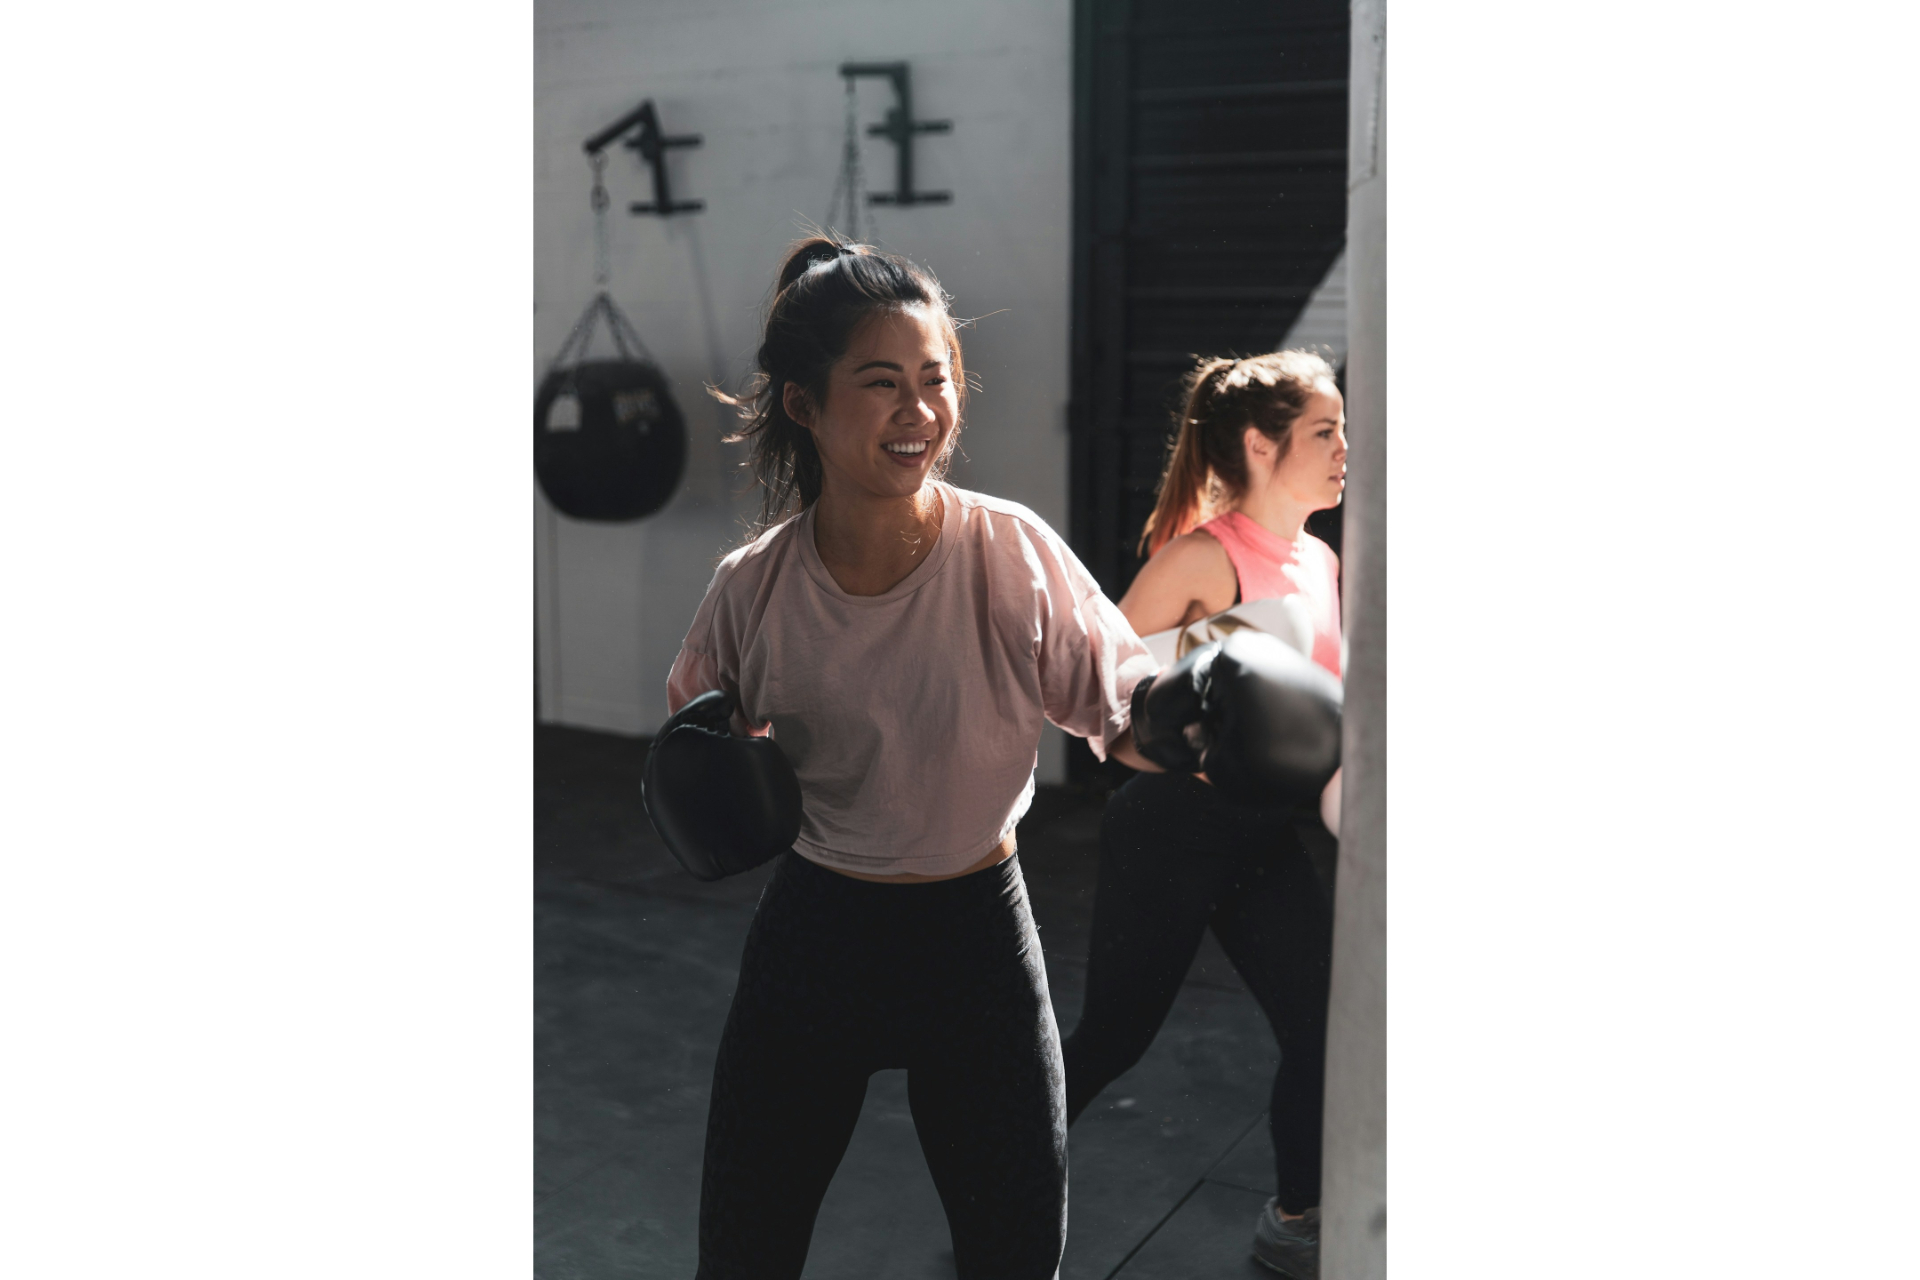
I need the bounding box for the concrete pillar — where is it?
[1322,0,1387,1276]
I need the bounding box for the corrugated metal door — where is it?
[1070,0,1350,600]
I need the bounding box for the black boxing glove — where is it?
[1198,630,1343,808]
[1128,643,1217,773]
[641,689,803,881]
[1128,632,1342,809]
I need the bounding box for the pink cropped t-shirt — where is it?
[666,483,1158,878]
[1199,511,1343,678]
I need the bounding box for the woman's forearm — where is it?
[1107,727,1162,774]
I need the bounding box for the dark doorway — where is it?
[1068,0,1350,597]
[1067,0,1350,782]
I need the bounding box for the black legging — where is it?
[697,851,1066,1280]
[1062,771,1334,1214]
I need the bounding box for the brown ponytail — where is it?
[1136,349,1338,557]
[711,235,966,534]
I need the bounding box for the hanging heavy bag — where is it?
[535,146,688,523]
[534,352,686,521]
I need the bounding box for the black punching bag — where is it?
[534,357,687,522]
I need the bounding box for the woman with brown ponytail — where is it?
[665,237,1160,1279]
[1062,350,1347,1278]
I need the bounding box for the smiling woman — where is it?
[717,239,967,526]
[659,237,1161,1278]
[782,307,959,596]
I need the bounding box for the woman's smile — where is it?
[791,306,959,502]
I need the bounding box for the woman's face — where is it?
[786,306,959,506]
[1267,382,1348,510]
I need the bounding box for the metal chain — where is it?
[540,147,657,379]
[842,78,865,242]
[825,77,875,243]
[590,150,612,291]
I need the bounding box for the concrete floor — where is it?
[535,724,1286,1279]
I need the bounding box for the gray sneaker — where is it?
[1251,1201,1319,1278]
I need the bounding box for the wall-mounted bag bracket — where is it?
[838,62,951,207]
[582,99,704,215]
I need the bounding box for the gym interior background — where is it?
[534,0,1349,784]
[534,0,1377,1275]
[535,0,1081,777]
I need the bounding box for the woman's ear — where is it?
[782,380,814,429]
[1243,424,1277,467]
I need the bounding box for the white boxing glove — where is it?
[1140,594,1319,669]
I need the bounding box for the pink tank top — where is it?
[1198,510,1343,678]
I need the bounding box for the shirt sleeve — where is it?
[1030,527,1160,761]
[663,556,738,718]
[663,551,774,736]
[665,645,723,717]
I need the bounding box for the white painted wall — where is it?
[535,0,1074,779]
